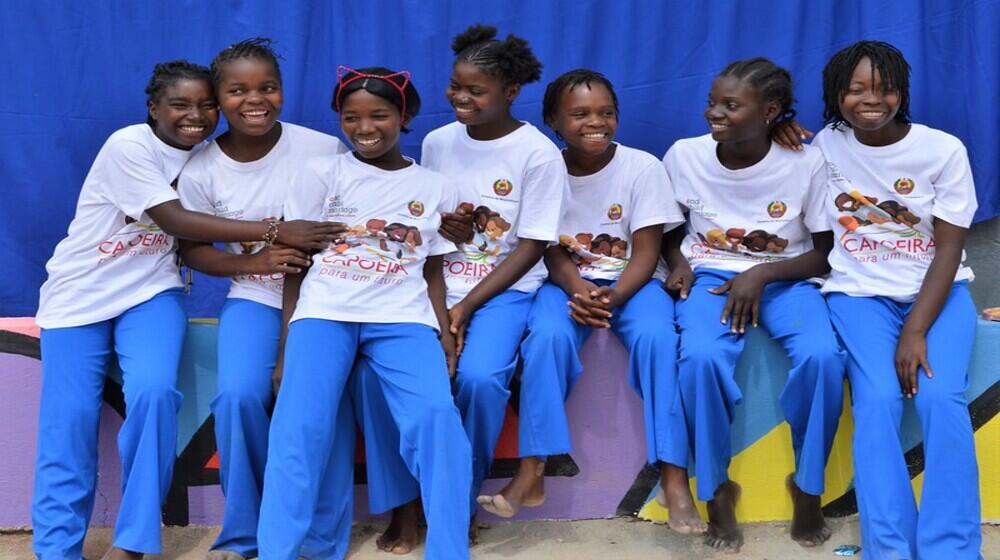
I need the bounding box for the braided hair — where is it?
[144,60,211,125]
[718,57,796,131]
[333,66,421,133]
[542,68,619,125]
[451,24,542,86]
[210,37,282,86]
[822,40,911,129]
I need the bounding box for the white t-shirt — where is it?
[285,153,457,330]
[813,124,977,300]
[663,134,829,274]
[558,144,685,282]
[37,124,197,329]
[178,122,347,309]
[421,121,568,307]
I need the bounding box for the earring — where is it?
[766,118,772,125]
[555,131,564,142]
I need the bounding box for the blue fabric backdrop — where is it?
[2,0,998,317]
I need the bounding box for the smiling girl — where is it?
[32,60,339,560]
[175,38,353,560]
[661,58,846,552]
[256,66,471,560]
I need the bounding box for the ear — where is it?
[505,83,521,103]
[147,100,159,123]
[763,100,781,125]
[401,113,413,129]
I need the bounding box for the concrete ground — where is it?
[2,518,998,559]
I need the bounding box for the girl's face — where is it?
[340,89,407,160]
[148,78,219,149]
[839,56,901,132]
[446,61,518,126]
[550,81,617,157]
[704,75,777,144]
[217,57,283,137]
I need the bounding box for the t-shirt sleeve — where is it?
[516,157,567,241]
[420,135,438,170]
[931,144,978,228]
[429,181,462,256]
[176,167,214,214]
[630,160,686,233]
[101,139,180,221]
[284,164,328,222]
[803,156,832,233]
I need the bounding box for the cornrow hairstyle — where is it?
[542,68,619,126]
[210,37,283,86]
[332,66,421,133]
[719,57,797,132]
[822,40,911,130]
[144,60,212,125]
[451,24,542,86]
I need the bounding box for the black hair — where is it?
[144,59,212,125]
[333,66,421,133]
[542,68,619,126]
[718,57,796,131]
[451,24,542,86]
[822,40,911,129]
[210,37,283,87]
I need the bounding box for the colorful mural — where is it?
[0,318,997,529]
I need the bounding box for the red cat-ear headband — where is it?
[334,65,411,119]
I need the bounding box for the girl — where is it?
[661,58,846,552]
[32,61,338,560]
[176,38,354,560]
[475,69,704,535]
[255,66,472,560]
[351,24,568,550]
[812,41,981,559]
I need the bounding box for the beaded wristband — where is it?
[263,220,280,247]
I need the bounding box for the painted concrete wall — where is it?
[1,316,997,530]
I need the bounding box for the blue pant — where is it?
[828,283,981,560]
[258,320,471,560]
[676,269,845,501]
[517,280,687,466]
[211,299,353,558]
[32,289,186,558]
[352,290,534,515]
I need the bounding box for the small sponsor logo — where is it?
[894,178,915,195]
[607,203,623,221]
[493,179,513,197]
[767,200,787,218]
[408,200,425,217]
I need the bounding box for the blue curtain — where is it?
[2,0,997,317]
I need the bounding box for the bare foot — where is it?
[658,463,707,534]
[101,548,143,560]
[787,474,832,547]
[206,550,246,560]
[704,481,743,553]
[476,457,545,518]
[376,499,421,555]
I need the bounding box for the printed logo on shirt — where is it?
[96,221,173,265]
[607,203,623,221]
[893,178,915,195]
[408,200,425,217]
[767,200,788,218]
[327,195,359,218]
[457,204,511,265]
[560,232,628,273]
[492,179,513,197]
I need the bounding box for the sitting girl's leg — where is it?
[33,322,113,559]
[611,279,703,534]
[675,269,745,550]
[211,298,281,558]
[111,289,187,555]
[913,283,980,559]
[257,319,358,560]
[827,293,916,559]
[362,323,472,560]
[758,280,845,546]
[479,282,589,518]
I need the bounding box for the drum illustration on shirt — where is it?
[834,190,922,234]
[695,227,790,260]
[559,232,629,274]
[332,218,424,265]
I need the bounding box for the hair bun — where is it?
[451,24,497,54]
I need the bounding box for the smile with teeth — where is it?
[710,123,729,131]
[179,125,206,134]
[454,106,475,114]
[858,111,885,118]
[242,109,269,120]
[582,132,607,139]
[355,138,381,147]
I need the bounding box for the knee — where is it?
[794,337,845,373]
[125,377,182,413]
[454,362,506,397]
[524,317,576,353]
[213,380,271,414]
[678,337,718,376]
[630,325,678,355]
[851,383,901,418]
[913,382,966,416]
